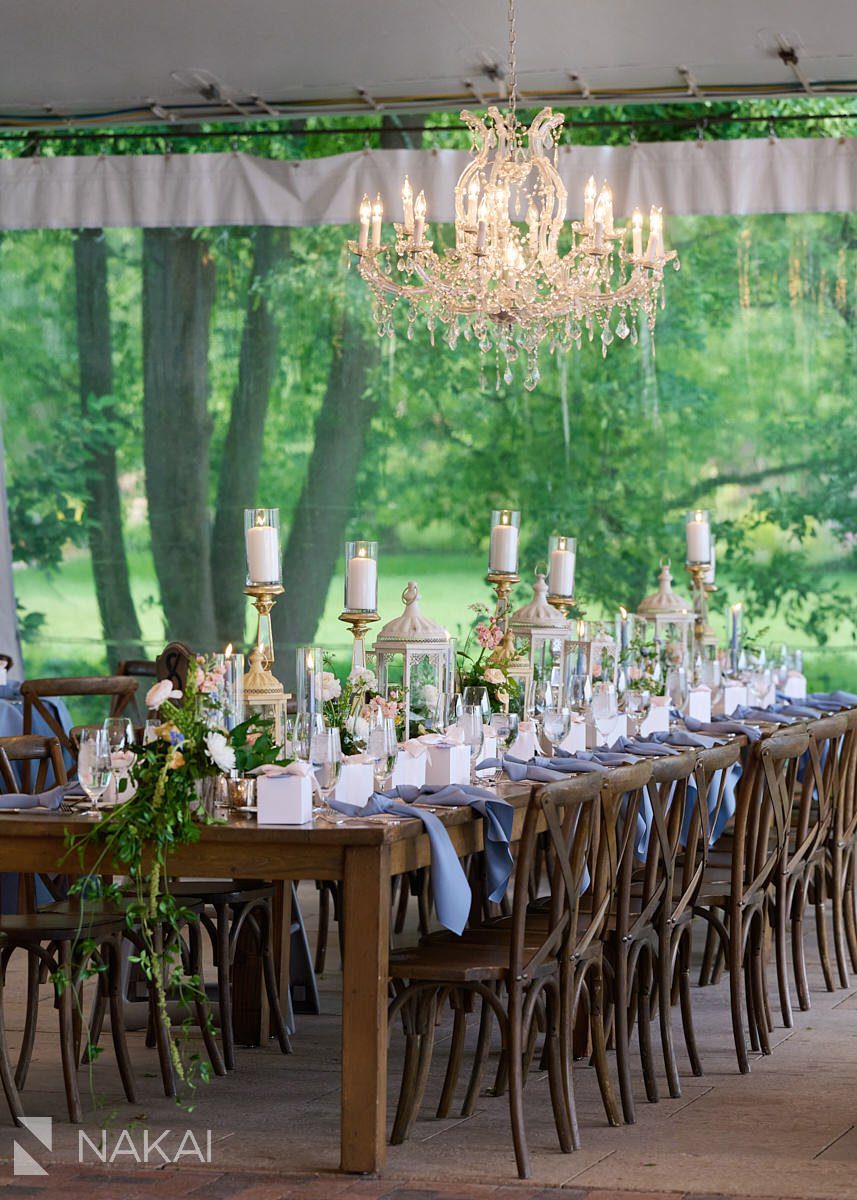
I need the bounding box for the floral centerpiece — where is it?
[620,636,665,696]
[64,656,287,1098]
[456,604,521,713]
[321,662,402,753]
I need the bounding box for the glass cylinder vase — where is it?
[244,507,281,586]
[547,534,576,599]
[343,540,379,613]
[488,509,520,576]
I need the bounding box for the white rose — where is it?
[205,730,236,773]
[347,666,377,691]
[484,668,504,685]
[145,679,182,709]
[321,671,342,701]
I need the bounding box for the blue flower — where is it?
[169,729,185,746]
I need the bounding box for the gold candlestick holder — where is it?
[685,563,718,655]
[547,593,575,620]
[339,609,380,670]
[244,583,285,702]
[487,571,520,663]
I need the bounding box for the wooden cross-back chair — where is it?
[155,642,193,695]
[829,706,857,987]
[20,676,138,785]
[114,659,158,724]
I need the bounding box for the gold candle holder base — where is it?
[486,571,520,663]
[685,563,718,654]
[339,610,380,670]
[547,593,575,620]
[244,584,285,701]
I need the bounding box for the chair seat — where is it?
[389,939,514,983]
[0,911,125,944]
[167,879,274,904]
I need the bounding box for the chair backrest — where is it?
[792,713,849,869]
[20,675,138,782]
[0,734,68,794]
[510,771,603,983]
[114,658,158,722]
[637,750,699,933]
[598,761,654,945]
[155,642,193,694]
[733,729,809,909]
[833,706,857,848]
[681,740,743,916]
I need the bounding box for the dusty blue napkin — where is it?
[0,782,77,811]
[610,737,681,757]
[686,715,763,742]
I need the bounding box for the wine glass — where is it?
[142,719,160,745]
[367,715,397,792]
[590,682,618,748]
[461,705,484,781]
[532,676,555,716]
[103,716,135,800]
[310,727,342,810]
[293,710,323,761]
[541,707,568,754]
[624,688,652,736]
[565,672,591,717]
[489,710,518,753]
[77,728,112,815]
[462,686,490,723]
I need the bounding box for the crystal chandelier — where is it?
[348,0,679,389]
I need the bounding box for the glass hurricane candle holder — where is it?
[547,534,576,600]
[296,645,324,718]
[343,540,379,614]
[685,508,711,566]
[244,507,281,586]
[488,509,520,577]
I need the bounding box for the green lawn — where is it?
[13,548,857,691]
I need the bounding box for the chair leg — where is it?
[146,927,176,1099]
[588,961,622,1128]
[390,992,437,1145]
[792,883,811,1012]
[830,848,850,989]
[844,852,857,973]
[728,914,750,1074]
[0,956,24,1124]
[185,921,226,1078]
[544,981,573,1155]
[215,905,235,1071]
[775,878,794,1027]
[613,944,635,1123]
[461,990,493,1118]
[698,913,719,986]
[750,914,771,1057]
[315,883,331,973]
[507,989,531,1179]
[656,937,680,1100]
[255,906,292,1056]
[677,928,702,1077]
[104,938,136,1103]
[14,950,40,1089]
[437,996,466,1118]
[638,945,661,1103]
[56,942,83,1123]
[813,868,836,994]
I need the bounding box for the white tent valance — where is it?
[0,136,855,231]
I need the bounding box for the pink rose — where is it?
[145,679,181,709]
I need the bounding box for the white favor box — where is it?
[559,718,588,754]
[586,713,627,749]
[257,774,313,825]
[392,749,427,789]
[334,760,375,808]
[686,686,712,723]
[716,682,748,716]
[783,672,807,701]
[425,743,470,786]
[639,697,670,737]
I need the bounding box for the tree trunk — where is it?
[142,228,217,649]
[273,117,418,679]
[73,228,146,667]
[210,227,289,646]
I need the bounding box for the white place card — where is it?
[783,672,807,701]
[716,683,748,717]
[639,697,670,737]
[686,685,712,723]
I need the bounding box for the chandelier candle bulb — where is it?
[632,208,643,258]
[595,183,614,236]
[244,508,280,585]
[476,195,488,253]
[371,195,383,248]
[467,178,480,224]
[686,509,711,564]
[647,206,663,260]
[583,175,597,227]
[489,510,520,575]
[401,176,414,233]
[344,540,378,613]
[413,190,426,247]
[548,534,576,598]
[358,194,371,252]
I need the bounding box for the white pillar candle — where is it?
[631,208,643,258]
[686,512,710,563]
[593,221,603,251]
[490,521,519,574]
[550,546,575,596]
[371,195,383,249]
[467,178,480,224]
[476,195,488,254]
[413,190,426,247]
[346,551,377,611]
[246,523,279,582]
[583,176,596,227]
[401,176,414,233]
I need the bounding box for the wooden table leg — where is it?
[340,843,390,1174]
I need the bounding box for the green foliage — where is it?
[230,712,289,773]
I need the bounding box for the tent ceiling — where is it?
[2,0,857,128]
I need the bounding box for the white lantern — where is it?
[636,560,695,668]
[507,573,571,713]
[372,581,455,739]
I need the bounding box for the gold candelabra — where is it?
[487,570,520,663]
[685,563,718,655]
[339,609,380,670]
[244,583,285,702]
[546,593,575,620]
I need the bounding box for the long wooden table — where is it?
[0,782,532,1175]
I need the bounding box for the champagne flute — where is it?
[77,728,112,815]
[486,711,519,783]
[590,682,618,748]
[367,715,398,792]
[461,705,484,782]
[666,666,688,715]
[310,727,342,811]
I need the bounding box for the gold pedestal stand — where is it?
[339,610,380,671]
[244,584,287,704]
[685,564,718,661]
[547,593,575,620]
[487,571,519,663]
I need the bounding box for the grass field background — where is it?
[13,548,857,693]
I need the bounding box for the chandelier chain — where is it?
[507,0,518,123]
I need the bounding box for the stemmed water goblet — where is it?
[590,682,618,748]
[461,704,484,782]
[310,727,342,813]
[77,728,112,815]
[103,716,135,801]
[624,688,652,737]
[486,711,519,783]
[541,707,568,755]
[367,714,398,792]
[666,666,689,718]
[462,686,490,723]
